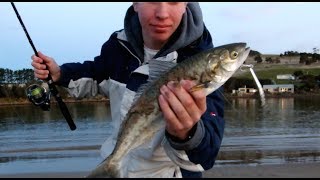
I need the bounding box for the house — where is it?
[263,84,294,93]
[232,85,257,95]
[277,74,295,80]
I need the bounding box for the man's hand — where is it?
[31,51,61,82]
[158,80,207,140]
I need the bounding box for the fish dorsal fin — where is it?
[132,60,177,103]
[149,59,177,82]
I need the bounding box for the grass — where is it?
[235,64,320,84]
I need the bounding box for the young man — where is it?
[31,2,225,178]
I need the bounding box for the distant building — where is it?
[4,83,26,88]
[277,74,295,80]
[232,86,257,95]
[263,84,294,93]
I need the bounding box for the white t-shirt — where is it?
[143,45,159,64]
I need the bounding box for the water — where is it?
[0,97,319,174]
[218,96,320,166]
[0,102,112,174]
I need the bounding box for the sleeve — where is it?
[56,33,118,98]
[57,41,113,87]
[184,86,225,170]
[163,86,225,172]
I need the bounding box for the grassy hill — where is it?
[235,63,320,81]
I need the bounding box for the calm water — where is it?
[0,97,319,174]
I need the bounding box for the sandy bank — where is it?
[1,162,319,178]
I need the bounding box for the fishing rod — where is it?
[11,2,76,131]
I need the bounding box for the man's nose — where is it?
[155,3,169,19]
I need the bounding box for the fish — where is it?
[86,42,251,178]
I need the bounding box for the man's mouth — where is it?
[151,24,171,32]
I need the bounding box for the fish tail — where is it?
[86,163,110,178]
[86,160,119,178]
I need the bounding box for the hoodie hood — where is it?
[124,2,204,61]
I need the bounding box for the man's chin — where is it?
[152,34,171,42]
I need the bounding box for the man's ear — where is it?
[132,2,138,12]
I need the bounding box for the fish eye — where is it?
[230,51,238,59]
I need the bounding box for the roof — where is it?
[263,84,294,88]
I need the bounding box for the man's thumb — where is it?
[37,51,51,64]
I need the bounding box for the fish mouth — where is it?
[244,47,251,57]
[239,46,251,63]
[231,45,250,70]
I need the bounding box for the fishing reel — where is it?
[26,84,51,111]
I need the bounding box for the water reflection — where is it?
[216,149,320,166]
[220,96,320,166]
[0,97,319,174]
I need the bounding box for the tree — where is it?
[265,57,273,63]
[254,55,263,63]
[312,53,320,62]
[300,75,317,91]
[293,70,303,79]
[299,53,308,64]
[249,50,261,57]
[0,68,5,84]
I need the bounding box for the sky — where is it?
[1,2,320,70]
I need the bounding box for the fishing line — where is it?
[10,2,76,130]
[217,64,267,121]
[240,64,266,107]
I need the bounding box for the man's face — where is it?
[133,2,187,49]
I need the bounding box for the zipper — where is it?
[118,40,142,66]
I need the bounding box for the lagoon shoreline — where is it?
[1,92,320,106]
[0,97,109,106]
[1,162,319,178]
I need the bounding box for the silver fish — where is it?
[86,43,250,178]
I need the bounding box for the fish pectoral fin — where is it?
[190,84,206,92]
[189,82,211,92]
[213,75,223,82]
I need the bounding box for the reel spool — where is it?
[26,84,51,111]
